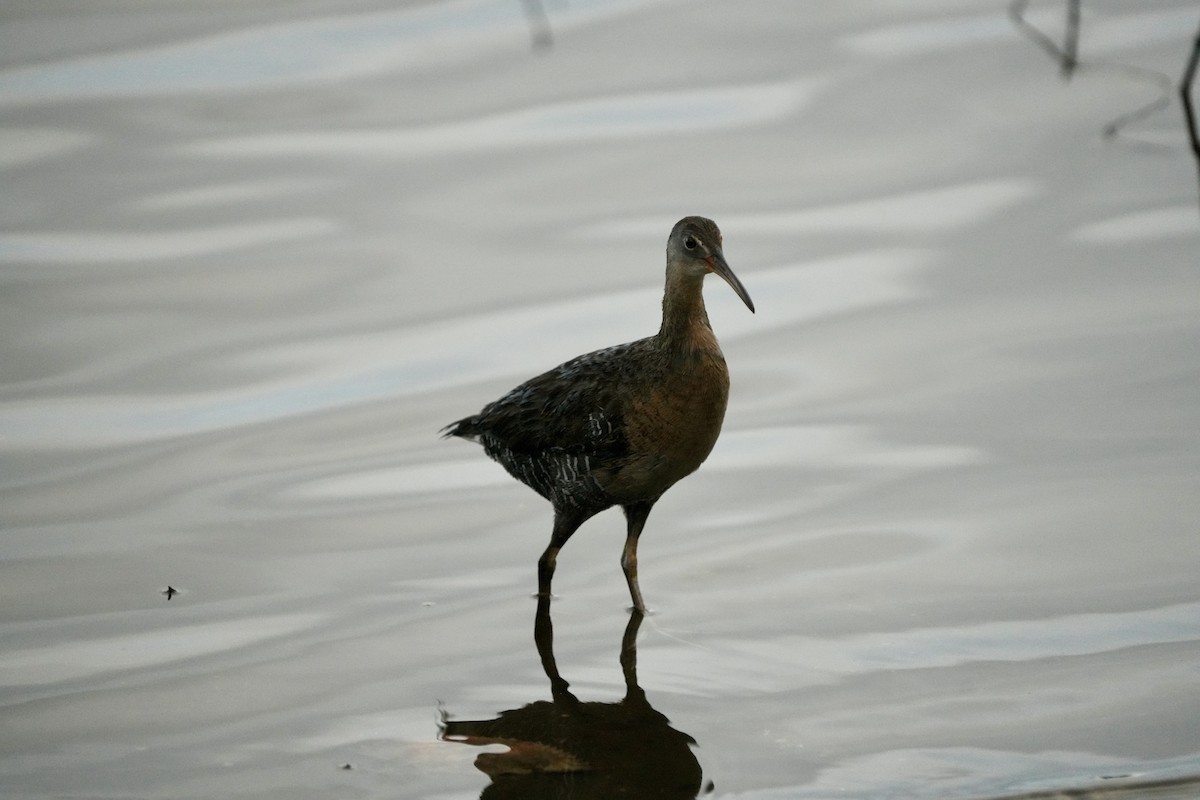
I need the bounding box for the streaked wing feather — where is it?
[470,340,647,461]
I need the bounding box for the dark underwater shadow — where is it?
[440,596,705,799]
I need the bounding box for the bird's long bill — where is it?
[708,253,756,313]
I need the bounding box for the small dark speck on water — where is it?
[340,763,353,770]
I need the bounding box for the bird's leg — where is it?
[621,502,654,613]
[537,508,587,600]
[536,545,557,597]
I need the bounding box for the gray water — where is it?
[2,1,1199,798]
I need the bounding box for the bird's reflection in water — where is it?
[441,597,705,799]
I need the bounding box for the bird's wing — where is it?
[469,340,648,461]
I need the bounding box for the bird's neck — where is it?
[657,270,716,354]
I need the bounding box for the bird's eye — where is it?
[684,236,698,250]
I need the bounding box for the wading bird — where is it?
[443,217,754,611]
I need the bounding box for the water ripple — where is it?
[187,80,823,158]
[0,218,339,265]
[0,127,93,169]
[0,613,325,688]
[644,601,1200,696]
[1070,206,1199,244]
[588,179,1037,236]
[0,0,663,104]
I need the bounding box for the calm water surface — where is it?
[2,1,1199,798]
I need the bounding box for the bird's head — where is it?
[667,216,755,313]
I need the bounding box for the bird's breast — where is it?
[599,352,730,501]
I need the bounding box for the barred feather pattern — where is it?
[443,339,654,511]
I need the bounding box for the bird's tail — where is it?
[440,416,479,441]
